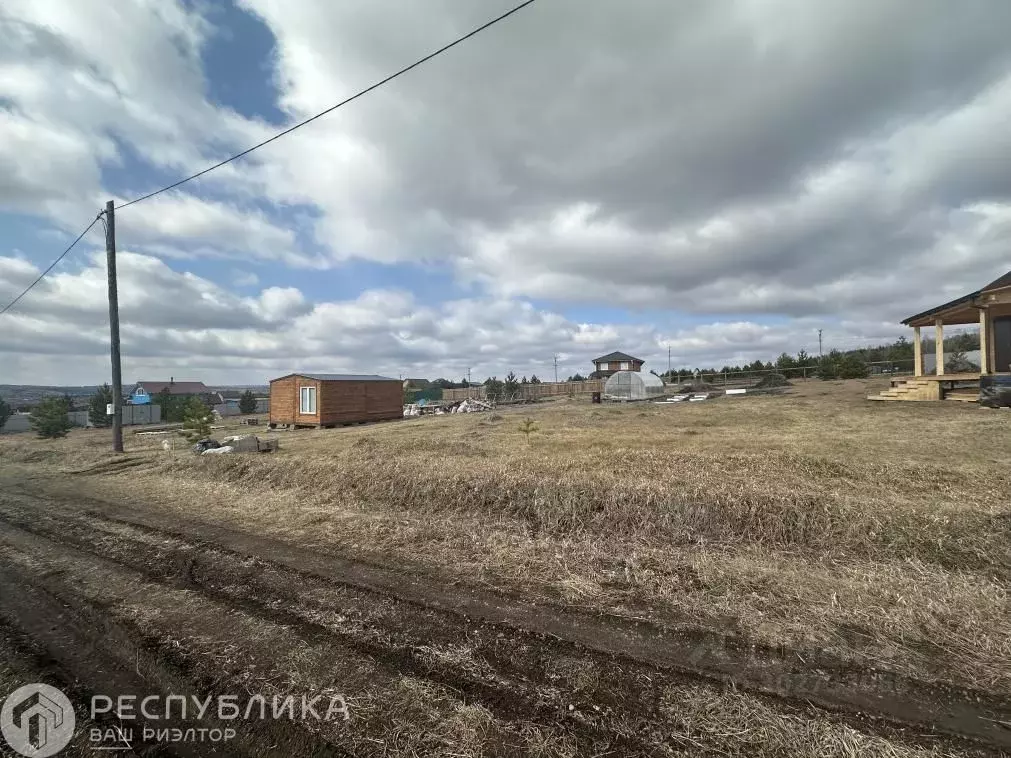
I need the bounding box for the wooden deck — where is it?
[869,372,997,402]
[889,372,981,385]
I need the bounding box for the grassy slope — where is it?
[2,378,1009,695]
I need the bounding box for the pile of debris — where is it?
[450,398,493,413]
[403,397,495,417]
[192,435,279,455]
[655,392,712,404]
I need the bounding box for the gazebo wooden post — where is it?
[912,326,923,377]
[934,318,944,376]
[988,313,997,373]
[979,309,989,374]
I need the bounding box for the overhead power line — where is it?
[116,0,537,211]
[0,1,536,317]
[0,214,103,316]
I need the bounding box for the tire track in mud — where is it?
[0,560,353,757]
[0,482,1009,753]
[0,519,670,756]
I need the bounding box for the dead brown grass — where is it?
[2,378,1009,696]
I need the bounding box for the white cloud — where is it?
[0,251,919,384]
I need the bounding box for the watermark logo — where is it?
[1,683,76,757]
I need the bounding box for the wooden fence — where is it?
[442,379,604,403]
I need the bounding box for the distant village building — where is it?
[590,351,645,379]
[129,379,219,405]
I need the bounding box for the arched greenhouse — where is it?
[603,371,666,401]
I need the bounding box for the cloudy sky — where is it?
[2,0,1011,385]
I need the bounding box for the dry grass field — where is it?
[0,378,1009,756]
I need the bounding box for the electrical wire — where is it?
[0,2,536,315]
[116,0,537,210]
[0,213,103,316]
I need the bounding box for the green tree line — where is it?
[657,332,981,382]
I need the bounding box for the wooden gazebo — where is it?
[869,271,1011,402]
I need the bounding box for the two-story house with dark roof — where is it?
[590,351,645,379]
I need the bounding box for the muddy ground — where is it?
[0,469,1008,757]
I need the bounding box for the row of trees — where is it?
[481,372,545,401]
[427,375,542,391]
[652,333,983,382]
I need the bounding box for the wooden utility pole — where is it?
[553,354,559,384]
[818,329,823,357]
[105,200,124,453]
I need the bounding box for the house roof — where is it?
[901,270,1011,326]
[135,381,208,395]
[271,373,399,382]
[592,351,643,364]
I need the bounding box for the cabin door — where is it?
[994,316,1011,373]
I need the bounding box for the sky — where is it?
[2,0,1011,385]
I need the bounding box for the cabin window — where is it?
[299,386,316,414]
[620,361,630,370]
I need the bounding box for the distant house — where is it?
[130,379,217,405]
[268,373,403,428]
[590,351,645,379]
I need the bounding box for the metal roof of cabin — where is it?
[271,373,398,382]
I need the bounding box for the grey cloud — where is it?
[241,0,1011,318]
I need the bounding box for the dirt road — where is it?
[0,471,1007,757]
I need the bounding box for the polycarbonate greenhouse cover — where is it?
[603,370,666,400]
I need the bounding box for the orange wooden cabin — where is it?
[269,373,402,428]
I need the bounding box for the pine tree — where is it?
[837,352,870,379]
[238,389,257,414]
[817,350,842,380]
[29,397,72,438]
[181,397,213,442]
[0,397,11,432]
[484,377,504,402]
[517,417,538,444]
[88,384,114,428]
[503,371,520,399]
[156,389,186,422]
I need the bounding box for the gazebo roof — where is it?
[901,270,1011,327]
